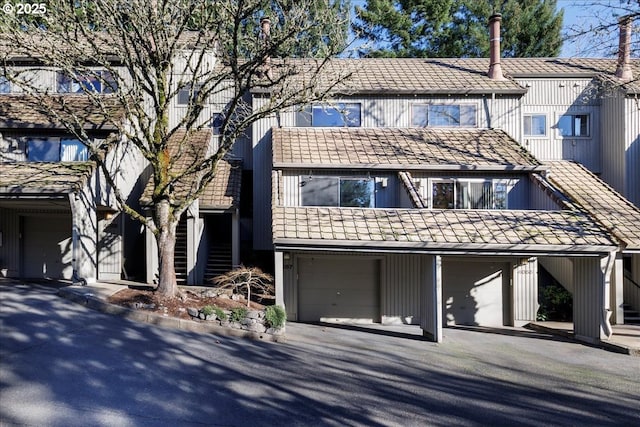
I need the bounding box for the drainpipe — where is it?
[615,15,633,81]
[488,14,505,81]
[601,251,616,339]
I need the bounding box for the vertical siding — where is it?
[512,258,538,326]
[600,92,626,195]
[252,96,279,250]
[516,78,602,172]
[0,208,20,277]
[381,254,421,324]
[539,257,574,294]
[624,97,640,206]
[572,257,606,342]
[529,178,563,210]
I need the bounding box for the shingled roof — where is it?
[272,206,615,254]
[547,161,640,251]
[253,58,640,96]
[0,161,94,194]
[273,127,542,171]
[0,94,124,130]
[141,129,241,210]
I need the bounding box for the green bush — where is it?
[213,306,227,321]
[265,305,286,329]
[201,305,214,316]
[538,282,572,321]
[230,307,248,322]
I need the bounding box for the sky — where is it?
[349,0,638,58]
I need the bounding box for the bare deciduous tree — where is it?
[213,266,274,307]
[1,0,352,297]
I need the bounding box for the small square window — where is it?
[28,138,60,162]
[524,114,546,136]
[558,114,589,137]
[177,83,202,105]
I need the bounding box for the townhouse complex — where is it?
[1,15,639,344]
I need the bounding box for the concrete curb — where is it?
[526,323,637,357]
[58,287,286,343]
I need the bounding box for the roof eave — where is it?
[273,239,616,256]
[272,163,545,172]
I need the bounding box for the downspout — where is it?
[601,251,616,339]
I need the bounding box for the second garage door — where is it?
[297,256,380,323]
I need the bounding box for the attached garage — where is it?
[297,256,380,323]
[22,214,73,280]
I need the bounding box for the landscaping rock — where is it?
[246,310,261,319]
[247,323,267,333]
[187,307,199,318]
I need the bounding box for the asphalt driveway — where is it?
[1,281,639,426]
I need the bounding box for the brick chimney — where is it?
[615,15,633,81]
[488,14,505,80]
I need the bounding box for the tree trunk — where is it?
[155,200,179,297]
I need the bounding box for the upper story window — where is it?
[57,70,116,94]
[431,178,508,210]
[177,83,203,105]
[523,114,547,137]
[27,138,88,162]
[211,113,224,135]
[0,76,10,93]
[558,114,589,137]
[312,103,361,127]
[301,176,374,207]
[412,103,477,127]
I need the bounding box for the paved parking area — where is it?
[1,281,639,426]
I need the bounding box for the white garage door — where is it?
[442,260,508,327]
[298,256,380,323]
[23,215,73,280]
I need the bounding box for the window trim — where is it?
[556,113,590,138]
[300,175,375,207]
[523,113,548,137]
[411,102,478,128]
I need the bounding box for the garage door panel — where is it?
[298,257,379,323]
[23,216,73,280]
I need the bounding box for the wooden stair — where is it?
[174,219,188,285]
[204,243,233,283]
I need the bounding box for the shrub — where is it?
[265,305,286,329]
[201,305,215,317]
[230,307,248,322]
[538,282,572,321]
[213,306,227,321]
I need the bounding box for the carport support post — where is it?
[573,254,614,343]
[274,251,285,309]
[420,255,442,342]
[611,253,624,324]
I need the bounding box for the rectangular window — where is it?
[177,83,202,105]
[558,114,589,137]
[523,114,546,136]
[57,70,116,94]
[28,138,60,162]
[412,104,477,127]
[0,76,10,93]
[301,176,374,207]
[431,178,508,209]
[211,113,224,135]
[27,137,88,162]
[60,139,88,161]
[311,103,361,127]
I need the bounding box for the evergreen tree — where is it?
[354,0,563,58]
